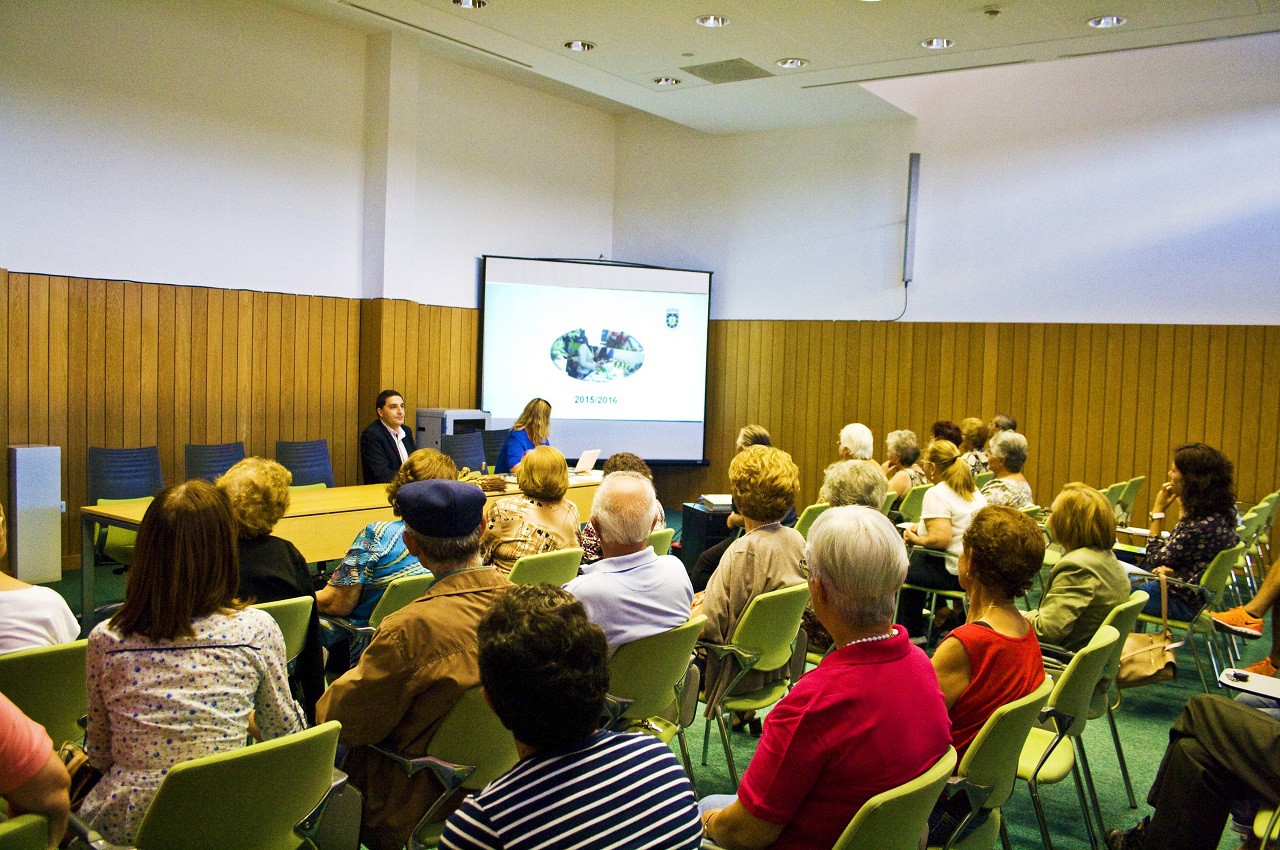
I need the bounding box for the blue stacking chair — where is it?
[275,440,336,488]
[440,431,487,473]
[481,428,511,472]
[184,441,247,482]
[88,446,164,568]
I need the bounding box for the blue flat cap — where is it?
[395,479,486,538]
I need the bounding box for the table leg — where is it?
[80,516,96,636]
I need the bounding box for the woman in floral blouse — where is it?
[980,430,1034,510]
[1135,443,1239,620]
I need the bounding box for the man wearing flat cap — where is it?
[318,479,510,850]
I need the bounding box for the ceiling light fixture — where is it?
[694,15,729,28]
[564,40,595,51]
[1088,15,1128,28]
[776,58,809,69]
[654,77,682,86]
[920,37,954,49]
[451,0,486,8]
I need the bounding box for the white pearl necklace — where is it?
[843,630,896,647]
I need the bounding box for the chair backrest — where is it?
[0,814,48,850]
[481,428,512,469]
[1121,476,1146,509]
[274,440,335,488]
[134,721,340,850]
[956,677,1055,812]
[508,547,584,586]
[1100,481,1127,508]
[899,484,931,524]
[440,432,486,473]
[88,445,164,504]
[252,597,314,662]
[834,747,958,850]
[1198,543,1246,610]
[1239,510,1264,548]
[1048,625,1121,737]
[1089,590,1149,717]
[368,573,436,628]
[975,471,995,488]
[646,527,675,556]
[426,687,519,792]
[794,502,830,539]
[0,639,88,747]
[881,491,896,515]
[609,616,706,720]
[729,583,811,672]
[1019,504,1046,522]
[184,441,247,482]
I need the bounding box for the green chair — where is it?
[371,687,519,849]
[898,547,965,646]
[508,547,584,586]
[1257,808,1280,850]
[1136,543,1245,692]
[899,484,931,525]
[1100,481,1127,510]
[95,495,153,566]
[0,639,88,747]
[320,572,435,652]
[698,583,810,786]
[647,526,675,556]
[1019,504,1046,522]
[1087,590,1150,809]
[928,677,1055,850]
[72,722,343,850]
[1017,625,1122,850]
[836,746,957,850]
[975,471,995,488]
[253,596,315,662]
[607,616,706,789]
[0,815,48,850]
[1116,476,1145,525]
[794,502,830,539]
[881,491,897,515]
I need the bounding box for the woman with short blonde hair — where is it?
[497,398,553,474]
[959,417,992,476]
[730,444,801,522]
[218,456,292,538]
[482,445,581,574]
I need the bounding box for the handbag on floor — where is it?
[1118,572,1178,689]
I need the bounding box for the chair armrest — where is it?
[1040,644,1075,665]
[600,694,634,729]
[696,640,762,671]
[371,744,478,842]
[69,814,130,850]
[318,615,374,643]
[943,775,996,814]
[297,768,349,836]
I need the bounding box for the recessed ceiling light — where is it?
[1088,15,1128,28]
[451,0,485,8]
[776,58,809,69]
[694,15,729,28]
[920,37,954,50]
[564,40,595,51]
[654,77,682,86]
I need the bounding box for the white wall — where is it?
[0,0,368,297]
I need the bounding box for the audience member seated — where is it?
[481,446,581,574]
[0,691,70,849]
[1027,483,1131,652]
[580,452,665,564]
[0,505,77,656]
[316,449,454,631]
[564,472,692,653]
[932,420,963,447]
[1134,443,1239,621]
[360,388,416,484]
[1213,551,1280,676]
[900,440,987,637]
[496,397,551,474]
[691,424,795,592]
[980,430,1034,509]
[79,481,305,846]
[836,422,875,464]
[882,429,926,504]
[698,506,952,850]
[819,459,889,509]
[991,413,1017,433]
[439,585,702,850]
[319,480,510,850]
[959,417,992,477]
[1107,695,1280,850]
[695,445,807,718]
[216,457,325,720]
[928,506,1046,846]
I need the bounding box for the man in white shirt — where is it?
[564,472,693,652]
[359,389,416,484]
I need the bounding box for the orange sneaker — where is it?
[1244,656,1277,677]
[1212,606,1264,639]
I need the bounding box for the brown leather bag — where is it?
[57,740,103,810]
[1118,572,1178,689]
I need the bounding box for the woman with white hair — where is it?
[837,423,875,463]
[699,507,951,850]
[882,429,927,503]
[980,430,1034,509]
[820,459,889,510]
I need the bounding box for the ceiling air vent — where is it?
[679,58,774,84]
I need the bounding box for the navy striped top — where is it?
[439,730,702,850]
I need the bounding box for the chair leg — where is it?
[999,813,1013,850]
[716,711,739,787]
[676,729,699,798]
[1028,777,1055,850]
[1075,737,1106,840]
[1204,630,1227,684]
[1070,762,1100,849]
[701,712,712,765]
[1187,630,1211,693]
[1105,701,1137,808]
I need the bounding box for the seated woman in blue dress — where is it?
[496,397,552,474]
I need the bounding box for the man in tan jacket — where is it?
[318,479,509,850]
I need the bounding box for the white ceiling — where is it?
[286,0,1280,133]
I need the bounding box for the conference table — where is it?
[77,474,602,631]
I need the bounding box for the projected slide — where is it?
[480,257,710,463]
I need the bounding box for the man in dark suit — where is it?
[360,389,416,484]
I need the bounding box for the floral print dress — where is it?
[1143,512,1239,609]
[80,607,306,844]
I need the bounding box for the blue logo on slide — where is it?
[666,308,680,329]
[550,329,644,382]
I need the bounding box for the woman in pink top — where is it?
[929,505,1047,846]
[699,506,952,850]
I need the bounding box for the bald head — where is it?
[591,471,658,554]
